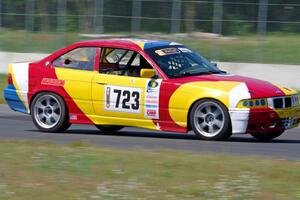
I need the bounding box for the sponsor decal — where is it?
[144,79,161,119]
[41,78,65,87]
[146,80,160,93]
[145,95,157,99]
[147,110,157,117]
[155,48,180,56]
[146,100,158,104]
[104,85,141,114]
[145,104,158,108]
[148,80,159,88]
[155,47,193,56]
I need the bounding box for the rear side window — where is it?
[53,47,97,71]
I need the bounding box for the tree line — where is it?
[1,0,299,35]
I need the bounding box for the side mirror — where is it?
[211,62,217,67]
[140,69,156,78]
[64,58,72,65]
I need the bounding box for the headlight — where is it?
[237,98,268,108]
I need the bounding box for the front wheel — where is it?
[95,125,124,133]
[31,92,70,132]
[251,130,284,141]
[190,99,232,141]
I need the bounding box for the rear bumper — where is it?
[3,86,28,114]
[229,107,300,134]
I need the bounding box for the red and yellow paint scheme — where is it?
[3,39,300,139]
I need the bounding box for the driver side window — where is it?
[99,48,153,77]
[53,47,97,71]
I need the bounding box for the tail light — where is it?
[7,73,13,85]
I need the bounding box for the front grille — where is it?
[273,97,292,109]
[285,97,292,108]
[273,98,283,108]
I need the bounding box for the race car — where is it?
[3,39,300,141]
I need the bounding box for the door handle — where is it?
[96,82,107,85]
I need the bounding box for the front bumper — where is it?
[229,106,300,134]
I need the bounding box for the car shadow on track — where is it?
[44,129,300,144]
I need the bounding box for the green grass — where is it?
[0,74,7,104]
[177,35,300,65]
[0,29,80,53]
[1,29,300,64]
[0,141,300,199]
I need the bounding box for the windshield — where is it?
[145,45,224,78]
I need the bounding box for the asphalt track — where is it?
[0,105,300,160]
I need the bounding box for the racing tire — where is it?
[251,130,284,141]
[95,125,124,133]
[190,99,232,141]
[31,92,71,132]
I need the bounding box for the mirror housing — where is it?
[64,58,72,65]
[211,62,217,67]
[140,69,156,78]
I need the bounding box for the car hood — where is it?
[168,73,296,99]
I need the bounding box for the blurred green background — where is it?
[0,0,300,63]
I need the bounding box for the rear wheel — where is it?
[190,99,232,141]
[95,125,124,133]
[31,92,70,132]
[251,130,284,141]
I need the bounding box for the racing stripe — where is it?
[10,63,30,113]
[132,41,146,50]
[228,83,251,134]
[27,64,93,124]
[129,39,173,50]
[54,68,95,124]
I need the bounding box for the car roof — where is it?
[73,38,182,50]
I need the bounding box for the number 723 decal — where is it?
[104,85,142,114]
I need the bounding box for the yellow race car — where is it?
[4,39,300,141]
